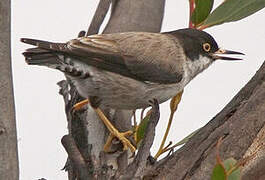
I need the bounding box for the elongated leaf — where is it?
[203,0,265,27]
[211,158,241,180]
[223,158,241,180]
[191,0,214,26]
[135,114,150,145]
[211,164,226,180]
[223,158,237,171]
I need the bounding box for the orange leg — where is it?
[73,99,89,111]
[73,99,136,153]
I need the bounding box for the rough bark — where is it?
[242,124,265,180]
[103,0,165,34]
[0,0,19,179]
[144,61,265,179]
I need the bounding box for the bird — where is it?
[21,28,244,153]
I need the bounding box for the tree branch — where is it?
[144,60,265,179]
[61,135,92,180]
[0,0,19,179]
[86,0,111,36]
[119,99,160,179]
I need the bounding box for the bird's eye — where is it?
[203,43,211,52]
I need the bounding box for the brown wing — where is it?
[67,32,184,84]
[22,32,184,84]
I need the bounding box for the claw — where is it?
[94,108,136,153]
[103,129,136,153]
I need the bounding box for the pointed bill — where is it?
[211,48,245,60]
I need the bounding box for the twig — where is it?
[57,80,71,114]
[119,99,160,179]
[61,135,92,180]
[140,108,146,120]
[87,0,111,35]
[189,0,195,28]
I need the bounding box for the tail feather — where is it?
[21,38,72,66]
[21,38,66,52]
[21,38,51,48]
[22,47,63,66]
[21,39,89,78]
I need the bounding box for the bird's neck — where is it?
[184,55,213,81]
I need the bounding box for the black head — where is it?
[165,28,244,61]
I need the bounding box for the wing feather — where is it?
[67,32,184,84]
[22,32,184,84]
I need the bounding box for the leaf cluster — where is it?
[190,0,265,29]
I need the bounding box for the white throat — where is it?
[184,55,213,81]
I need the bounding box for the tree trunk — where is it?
[0,0,19,179]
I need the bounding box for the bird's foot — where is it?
[94,108,136,154]
[104,129,136,153]
[73,98,136,153]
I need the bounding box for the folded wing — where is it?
[22,32,184,84]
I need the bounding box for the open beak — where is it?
[212,49,245,61]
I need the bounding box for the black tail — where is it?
[21,38,66,51]
[21,38,66,67]
[22,48,62,65]
[21,38,89,78]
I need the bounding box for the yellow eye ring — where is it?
[203,43,211,52]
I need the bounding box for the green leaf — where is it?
[191,0,214,26]
[223,158,237,171]
[223,158,241,180]
[211,164,226,180]
[135,114,150,145]
[203,0,265,27]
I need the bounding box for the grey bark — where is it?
[103,0,165,33]
[242,124,265,180]
[0,0,19,180]
[86,0,111,35]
